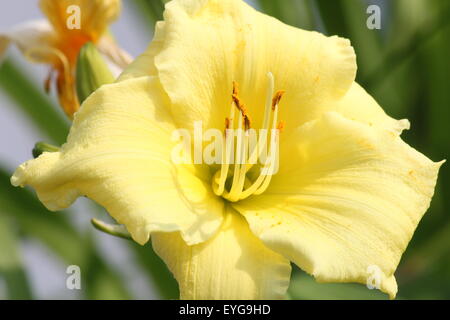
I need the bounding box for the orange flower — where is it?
[0,0,131,117]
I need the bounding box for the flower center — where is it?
[212,72,285,202]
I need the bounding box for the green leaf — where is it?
[0,167,132,299]
[257,0,314,30]
[393,3,450,299]
[130,241,179,299]
[88,203,179,299]
[132,0,167,26]
[0,215,33,299]
[361,1,450,89]
[314,0,383,81]
[81,234,132,300]
[0,167,84,263]
[0,59,69,145]
[288,270,389,300]
[314,0,350,37]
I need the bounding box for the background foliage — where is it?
[0,0,449,299]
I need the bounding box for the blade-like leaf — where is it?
[88,202,179,299]
[361,1,450,89]
[314,0,350,37]
[257,0,314,30]
[130,242,179,299]
[132,0,167,26]
[0,59,69,145]
[0,215,33,300]
[289,270,389,300]
[0,168,84,263]
[81,234,132,300]
[0,167,132,299]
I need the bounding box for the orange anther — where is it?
[271,90,285,110]
[244,115,251,131]
[232,81,239,96]
[232,94,247,115]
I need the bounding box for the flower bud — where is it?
[75,42,115,103]
[32,142,59,158]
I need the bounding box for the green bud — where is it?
[32,142,60,158]
[76,42,115,104]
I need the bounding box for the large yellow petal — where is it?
[147,0,357,132]
[11,76,224,245]
[233,112,443,299]
[39,0,120,41]
[314,82,410,134]
[117,21,166,82]
[152,206,291,299]
[118,0,401,136]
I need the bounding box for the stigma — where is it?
[212,72,285,202]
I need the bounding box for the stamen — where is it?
[224,117,231,135]
[232,81,239,96]
[226,111,245,200]
[242,79,284,198]
[254,90,282,195]
[232,94,247,116]
[44,68,55,94]
[262,72,274,130]
[236,130,249,195]
[245,72,274,171]
[212,87,236,196]
[272,90,285,110]
[243,115,251,131]
[213,73,284,201]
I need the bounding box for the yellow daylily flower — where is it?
[0,0,131,117]
[11,0,444,299]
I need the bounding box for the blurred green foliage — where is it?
[0,0,448,300]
